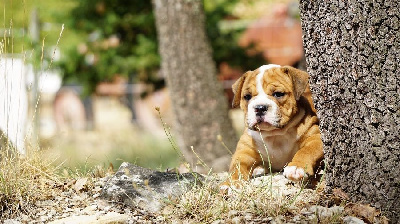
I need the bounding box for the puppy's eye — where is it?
[243,94,252,101]
[273,92,285,98]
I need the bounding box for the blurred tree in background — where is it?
[58,0,159,95]
[58,0,265,95]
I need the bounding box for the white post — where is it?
[0,57,28,154]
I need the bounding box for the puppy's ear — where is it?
[232,71,251,108]
[281,66,310,100]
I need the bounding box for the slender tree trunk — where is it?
[152,0,238,172]
[300,0,399,221]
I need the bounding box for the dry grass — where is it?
[0,1,65,219]
[0,145,61,219]
[164,173,337,223]
[0,141,115,220]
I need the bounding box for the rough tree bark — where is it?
[300,0,399,221]
[152,0,238,172]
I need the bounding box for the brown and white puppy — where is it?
[221,64,323,190]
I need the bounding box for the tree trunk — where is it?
[152,0,238,172]
[300,0,399,221]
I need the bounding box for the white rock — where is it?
[3,220,22,224]
[83,204,98,215]
[309,205,344,218]
[343,216,366,224]
[231,216,243,224]
[49,212,129,224]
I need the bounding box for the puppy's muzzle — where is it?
[254,105,268,117]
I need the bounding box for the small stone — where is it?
[49,212,129,224]
[244,213,253,220]
[48,215,96,224]
[40,216,50,222]
[228,210,238,218]
[93,186,102,193]
[3,220,22,224]
[104,205,112,212]
[309,205,344,219]
[162,205,175,216]
[82,204,98,215]
[98,212,129,223]
[231,216,243,224]
[93,193,101,198]
[37,210,47,216]
[343,216,365,224]
[65,208,74,213]
[48,209,57,216]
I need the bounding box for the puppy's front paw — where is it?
[283,166,308,181]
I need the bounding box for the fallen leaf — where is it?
[107,162,114,174]
[73,178,88,192]
[345,203,380,223]
[332,188,349,200]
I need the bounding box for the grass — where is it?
[0,145,61,219]
[165,173,331,223]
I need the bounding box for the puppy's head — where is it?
[232,65,309,131]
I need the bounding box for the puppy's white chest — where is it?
[249,129,298,171]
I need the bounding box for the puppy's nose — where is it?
[254,105,268,116]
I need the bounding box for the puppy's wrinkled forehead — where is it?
[245,64,283,93]
[255,64,281,92]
